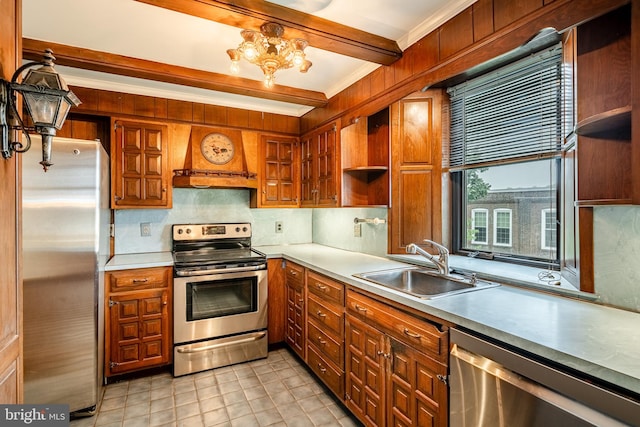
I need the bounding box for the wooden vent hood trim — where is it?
[172,169,258,189]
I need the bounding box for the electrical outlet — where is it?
[275,221,283,233]
[354,223,362,237]
[140,222,151,237]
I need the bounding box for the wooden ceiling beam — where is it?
[135,0,403,65]
[22,38,328,107]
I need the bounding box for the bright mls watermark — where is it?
[0,405,69,426]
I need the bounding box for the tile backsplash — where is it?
[114,189,639,312]
[114,188,386,256]
[593,205,640,312]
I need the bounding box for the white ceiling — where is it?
[22,0,474,116]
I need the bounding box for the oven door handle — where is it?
[176,331,267,353]
[175,264,266,276]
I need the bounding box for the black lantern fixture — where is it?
[0,49,81,171]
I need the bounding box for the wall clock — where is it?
[200,132,235,165]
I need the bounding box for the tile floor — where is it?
[71,348,362,427]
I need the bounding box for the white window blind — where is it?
[447,45,563,169]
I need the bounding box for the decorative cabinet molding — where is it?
[284,261,306,359]
[255,135,299,207]
[105,267,172,377]
[345,289,449,427]
[389,90,444,254]
[301,122,339,207]
[112,119,171,209]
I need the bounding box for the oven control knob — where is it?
[242,226,248,232]
[186,228,192,234]
[235,227,241,232]
[177,229,183,234]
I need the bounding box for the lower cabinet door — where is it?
[345,314,386,427]
[389,337,448,427]
[107,289,170,375]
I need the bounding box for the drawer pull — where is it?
[132,278,149,283]
[316,310,327,317]
[298,299,304,304]
[316,283,328,291]
[354,304,368,313]
[290,270,298,276]
[318,336,326,345]
[318,363,327,374]
[403,328,421,339]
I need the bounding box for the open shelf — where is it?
[340,108,390,207]
[576,106,631,139]
[343,166,388,173]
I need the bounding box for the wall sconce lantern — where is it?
[0,49,81,171]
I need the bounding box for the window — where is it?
[493,209,512,247]
[449,44,562,266]
[471,209,488,245]
[542,208,557,250]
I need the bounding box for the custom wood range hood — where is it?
[173,125,258,189]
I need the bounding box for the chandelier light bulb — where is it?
[230,60,240,74]
[264,73,275,88]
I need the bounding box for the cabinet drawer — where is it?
[308,320,343,368]
[285,261,305,289]
[307,271,344,305]
[307,293,343,337]
[307,345,344,398]
[108,267,171,292]
[346,290,447,361]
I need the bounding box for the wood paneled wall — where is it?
[70,86,301,136]
[0,0,22,406]
[301,0,629,133]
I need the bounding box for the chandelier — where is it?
[227,22,312,88]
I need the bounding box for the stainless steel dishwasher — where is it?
[450,328,640,427]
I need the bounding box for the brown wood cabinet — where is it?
[389,90,444,254]
[562,4,634,292]
[306,270,345,398]
[111,119,171,209]
[104,267,172,377]
[256,135,299,207]
[301,122,339,207]
[340,108,390,207]
[284,260,306,359]
[267,259,286,345]
[345,289,448,427]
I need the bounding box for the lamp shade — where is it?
[19,64,80,131]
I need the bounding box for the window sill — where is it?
[387,253,600,302]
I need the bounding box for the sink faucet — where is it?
[406,240,450,275]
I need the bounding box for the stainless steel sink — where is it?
[353,267,499,299]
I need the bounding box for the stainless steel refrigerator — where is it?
[22,135,109,415]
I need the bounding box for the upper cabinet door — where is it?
[258,135,299,208]
[300,122,339,207]
[112,119,171,209]
[389,90,444,254]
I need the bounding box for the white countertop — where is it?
[105,252,173,271]
[106,244,640,398]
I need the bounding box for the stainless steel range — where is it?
[172,223,268,377]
